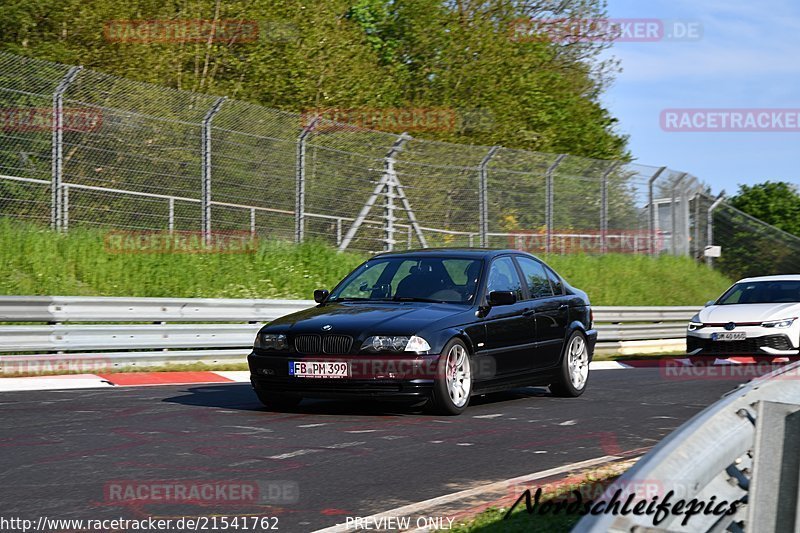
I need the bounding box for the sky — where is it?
[602,0,800,195]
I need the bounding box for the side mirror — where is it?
[704,300,715,307]
[314,289,329,304]
[488,290,516,306]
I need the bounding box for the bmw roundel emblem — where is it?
[724,322,736,331]
[322,324,333,331]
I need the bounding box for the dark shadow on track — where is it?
[162,383,555,416]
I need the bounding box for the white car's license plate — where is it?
[712,332,746,341]
[289,361,349,378]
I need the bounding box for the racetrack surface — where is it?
[0,368,747,532]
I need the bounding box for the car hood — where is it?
[698,303,800,323]
[264,301,469,336]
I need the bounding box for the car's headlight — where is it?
[762,318,797,328]
[687,315,704,331]
[255,333,288,350]
[361,335,431,352]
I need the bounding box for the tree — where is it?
[0,0,628,159]
[727,181,800,237]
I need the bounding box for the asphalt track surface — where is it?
[0,368,749,532]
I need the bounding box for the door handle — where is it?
[522,309,535,317]
[559,304,569,310]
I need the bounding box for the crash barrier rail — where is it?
[0,297,696,368]
[576,360,800,532]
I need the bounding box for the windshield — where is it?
[329,257,482,304]
[717,280,800,305]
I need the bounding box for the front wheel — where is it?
[429,338,472,415]
[550,331,590,397]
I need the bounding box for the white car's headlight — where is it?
[255,333,288,350]
[361,335,431,352]
[687,314,704,331]
[762,318,797,329]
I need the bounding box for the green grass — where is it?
[0,220,732,305]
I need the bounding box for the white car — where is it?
[687,275,800,356]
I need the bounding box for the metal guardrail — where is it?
[575,360,800,532]
[0,297,696,366]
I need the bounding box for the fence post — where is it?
[168,198,175,234]
[382,134,409,252]
[600,162,620,254]
[51,66,82,231]
[62,185,69,231]
[545,155,567,254]
[478,146,500,247]
[338,134,410,253]
[670,173,687,256]
[296,116,319,244]
[706,192,725,268]
[647,167,667,255]
[201,97,225,245]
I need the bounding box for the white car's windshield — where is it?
[717,280,800,305]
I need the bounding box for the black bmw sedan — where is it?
[248,249,597,415]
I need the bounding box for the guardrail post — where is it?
[747,400,800,533]
[51,66,82,231]
[201,97,225,245]
[647,167,667,255]
[545,154,566,254]
[600,162,620,254]
[382,134,410,252]
[670,173,687,256]
[706,192,725,268]
[478,146,500,247]
[296,116,319,243]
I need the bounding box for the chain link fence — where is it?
[1,51,798,279]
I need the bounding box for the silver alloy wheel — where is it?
[445,343,471,408]
[568,335,589,390]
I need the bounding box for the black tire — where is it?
[550,330,590,398]
[429,338,472,415]
[254,389,302,410]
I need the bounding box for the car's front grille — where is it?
[293,334,353,354]
[688,334,794,354]
[323,335,353,354]
[294,335,322,354]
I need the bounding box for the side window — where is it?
[486,257,524,301]
[544,265,564,295]
[516,257,554,299]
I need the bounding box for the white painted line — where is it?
[0,374,114,392]
[324,442,366,449]
[589,361,630,370]
[346,429,379,433]
[268,449,323,460]
[558,420,577,426]
[298,423,329,428]
[214,370,250,381]
[473,413,503,419]
[311,455,621,533]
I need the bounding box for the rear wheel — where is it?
[254,389,302,410]
[550,331,589,397]
[429,338,472,415]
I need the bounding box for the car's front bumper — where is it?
[687,328,799,356]
[247,352,441,400]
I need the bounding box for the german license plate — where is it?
[712,332,746,341]
[289,361,349,378]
